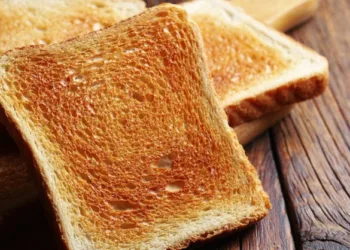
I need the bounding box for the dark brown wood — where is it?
[271,0,350,249]
[241,134,295,250]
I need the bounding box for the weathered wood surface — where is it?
[271,0,350,249]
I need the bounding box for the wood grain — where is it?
[241,134,295,250]
[271,0,350,248]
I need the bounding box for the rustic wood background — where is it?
[1,0,349,249]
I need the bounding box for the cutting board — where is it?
[229,0,319,31]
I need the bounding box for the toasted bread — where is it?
[0,0,145,55]
[229,0,319,32]
[0,0,290,227]
[183,0,328,127]
[0,4,270,249]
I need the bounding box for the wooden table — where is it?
[2,0,350,249]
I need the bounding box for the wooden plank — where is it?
[240,134,295,250]
[271,0,350,248]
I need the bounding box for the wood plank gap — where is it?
[269,128,303,250]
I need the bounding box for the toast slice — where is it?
[0,4,270,249]
[0,0,288,227]
[229,0,319,32]
[183,0,328,127]
[0,0,145,55]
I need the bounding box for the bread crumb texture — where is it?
[191,13,290,100]
[0,4,269,249]
[0,0,145,54]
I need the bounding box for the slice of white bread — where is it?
[0,0,145,55]
[0,0,286,226]
[183,0,328,127]
[0,4,270,249]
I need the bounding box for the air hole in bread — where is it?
[127,32,137,38]
[54,170,63,181]
[127,183,137,189]
[145,94,154,102]
[67,69,76,76]
[132,92,145,102]
[159,89,165,96]
[17,64,26,72]
[23,103,32,111]
[90,205,100,213]
[120,223,137,229]
[142,175,156,182]
[109,200,137,211]
[38,39,47,45]
[163,27,170,34]
[150,190,158,196]
[93,22,104,31]
[79,207,87,217]
[165,181,184,192]
[72,75,85,83]
[156,11,168,18]
[80,172,93,184]
[122,108,129,113]
[39,103,48,113]
[60,80,68,87]
[124,48,137,54]
[88,56,104,64]
[87,104,95,114]
[90,82,103,89]
[151,155,173,169]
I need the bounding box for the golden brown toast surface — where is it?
[184,0,328,127]
[0,0,145,54]
[0,4,269,249]
[191,14,291,100]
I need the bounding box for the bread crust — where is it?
[226,72,328,127]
